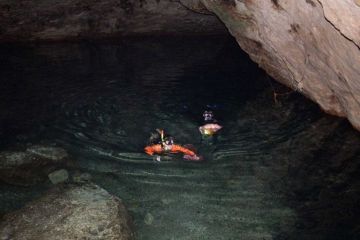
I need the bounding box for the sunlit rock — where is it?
[318,0,360,46]
[0,184,134,240]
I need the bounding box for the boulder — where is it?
[0,184,134,240]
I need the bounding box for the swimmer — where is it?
[145,129,201,161]
[199,111,222,136]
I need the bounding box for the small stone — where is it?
[48,169,69,184]
[144,213,154,225]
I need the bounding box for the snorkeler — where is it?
[144,129,201,161]
[199,110,222,136]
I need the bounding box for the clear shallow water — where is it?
[1,37,360,240]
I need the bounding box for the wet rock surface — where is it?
[0,145,71,186]
[0,183,133,240]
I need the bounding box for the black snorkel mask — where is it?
[164,137,174,145]
[162,137,174,151]
[203,111,214,122]
[159,130,174,148]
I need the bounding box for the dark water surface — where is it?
[1,37,360,240]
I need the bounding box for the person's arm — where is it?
[144,146,155,155]
[171,145,196,156]
[145,144,163,156]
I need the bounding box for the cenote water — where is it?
[1,37,360,240]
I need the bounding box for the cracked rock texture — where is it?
[194,0,360,130]
[0,184,133,240]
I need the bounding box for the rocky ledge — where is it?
[0,183,134,240]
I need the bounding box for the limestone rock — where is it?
[0,184,133,240]
[0,145,70,186]
[318,0,360,46]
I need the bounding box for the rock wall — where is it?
[194,0,360,130]
[0,0,226,42]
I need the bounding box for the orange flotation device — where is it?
[144,144,196,156]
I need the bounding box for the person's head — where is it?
[203,110,214,122]
[162,137,174,151]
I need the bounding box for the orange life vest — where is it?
[144,144,196,156]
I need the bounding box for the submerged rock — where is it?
[48,169,69,184]
[72,172,92,183]
[26,145,68,162]
[144,212,154,225]
[0,184,133,240]
[0,145,71,186]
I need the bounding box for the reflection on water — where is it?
[1,37,360,240]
